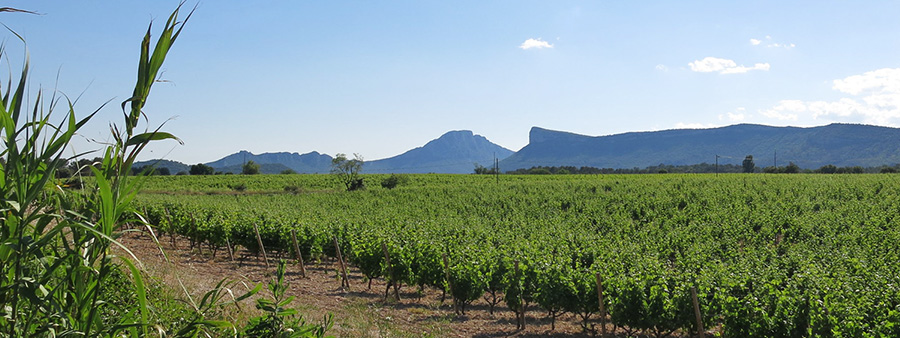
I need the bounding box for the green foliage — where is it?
[136,173,900,336]
[0,4,194,337]
[242,160,261,175]
[134,165,171,175]
[818,164,838,174]
[330,153,364,191]
[473,164,498,175]
[190,163,215,175]
[742,155,755,173]
[243,260,333,337]
[528,168,552,175]
[380,174,409,189]
[784,162,800,173]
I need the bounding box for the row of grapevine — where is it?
[137,174,900,336]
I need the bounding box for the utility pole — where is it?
[494,153,499,184]
[715,155,720,176]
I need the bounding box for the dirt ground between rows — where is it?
[119,231,682,337]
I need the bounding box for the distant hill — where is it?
[137,130,512,175]
[206,151,333,174]
[500,123,900,170]
[132,159,190,174]
[364,130,514,174]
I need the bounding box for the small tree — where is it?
[818,164,837,174]
[331,153,364,191]
[190,163,215,175]
[474,164,498,175]
[784,162,800,173]
[243,160,261,175]
[742,155,755,173]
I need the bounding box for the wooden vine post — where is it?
[691,286,705,338]
[442,253,456,314]
[595,272,608,337]
[253,223,269,268]
[333,236,350,289]
[291,229,306,277]
[190,212,199,254]
[224,237,235,263]
[164,207,177,249]
[382,243,400,300]
[514,259,525,330]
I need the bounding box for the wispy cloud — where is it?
[719,108,747,122]
[760,100,802,121]
[750,35,796,49]
[674,122,718,129]
[519,38,553,50]
[767,43,796,49]
[655,64,669,72]
[689,57,770,74]
[759,68,900,124]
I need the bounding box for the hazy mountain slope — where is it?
[206,151,333,174]
[132,159,190,174]
[500,124,900,170]
[364,130,514,174]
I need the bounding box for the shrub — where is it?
[381,174,409,189]
[242,260,333,337]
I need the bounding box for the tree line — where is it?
[498,160,900,175]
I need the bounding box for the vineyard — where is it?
[135,173,900,337]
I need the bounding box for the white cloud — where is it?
[758,68,900,125]
[721,63,770,74]
[760,104,800,121]
[674,122,718,129]
[689,57,770,74]
[832,68,900,96]
[519,38,553,50]
[719,108,747,122]
[751,36,795,49]
[767,43,796,49]
[655,64,669,72]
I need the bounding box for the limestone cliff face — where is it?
[501,123,900,170]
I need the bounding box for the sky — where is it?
[2,1,899,164]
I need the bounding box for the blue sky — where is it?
[2,1,900,164]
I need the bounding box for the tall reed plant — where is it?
[0,4,211,337]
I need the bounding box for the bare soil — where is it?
[120,231,636,337]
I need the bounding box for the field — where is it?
[133,173,900,337]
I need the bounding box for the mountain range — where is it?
[139,130,512,174]
[136,123,900,174]
[500,123,900,170]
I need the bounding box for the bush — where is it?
[381,174,409,189]
[528,168,552,175]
